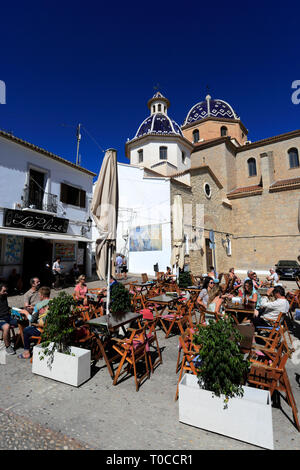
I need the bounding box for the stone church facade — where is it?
[125,92,300,274]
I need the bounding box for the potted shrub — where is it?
[178,317,274,449]
[32,292,91,387]
[178,271,192,289]
[110,282,132,316]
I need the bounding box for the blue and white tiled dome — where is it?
[135,113,183,138]
[183,95,239,126]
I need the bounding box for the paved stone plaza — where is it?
[1,277,300,451]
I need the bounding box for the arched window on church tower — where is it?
[288,148,299,168]
[221,126,228,136]
[247,158,257,177]
[159,146,168,160]
[158,104,161,112]
[193,129,199,143]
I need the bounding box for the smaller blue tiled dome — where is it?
[183,96,239,126]
[135,113,183,138]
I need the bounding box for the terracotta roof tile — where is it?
[270,177,300,188]
[227,185,263,196]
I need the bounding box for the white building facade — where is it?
[0,130,96,287]
[116,163,172,275]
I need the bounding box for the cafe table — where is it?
[86,311,142,377]
[132,281,155,295]
[224,301,255,324]
[145,294,181,316]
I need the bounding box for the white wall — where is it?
[0,136,94,238]
[129,138,191,173]
[116,163,172,275]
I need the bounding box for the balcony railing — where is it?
[21,186,58,213]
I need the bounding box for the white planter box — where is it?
[32,343,91,387]
[179,374,273,450]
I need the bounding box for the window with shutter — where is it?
[60,183,86,208]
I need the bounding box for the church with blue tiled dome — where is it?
[126,92,193,176]
[183,96,239,126]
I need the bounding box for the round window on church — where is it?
[204,182,211,199]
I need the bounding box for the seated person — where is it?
[244,270,254,282]
[0,283,18,355]
[18,287,51,359]
[100,276,119,297]
[224,279,261,322]
[207,266,217,280]
[251,272,260,289]
[233,276,242,291]
[265,268,279,286]
[253,285,290,329]
[74,275,88,305]
[228,267,236,280]
[164,266,174,282]
[24,277,41,313]
[242,279,261,309]
[197,277,223,317]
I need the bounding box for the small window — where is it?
[159,146,168,160]
[138,149,143,163]
[182,151,186,165]
[158,104,161,112]
[204,182,211,199]
[60,183,86,208]
[193,129,199,143]
[247,158,257,177]
[221,126,228,136]
[288,148,299,168]
[152,105,155,113]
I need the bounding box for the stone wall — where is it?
[170,168,234,275]
[182,119,247,146]
[230,187,300,269]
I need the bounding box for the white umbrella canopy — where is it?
[171,195,184,270]
[91,148,119,287]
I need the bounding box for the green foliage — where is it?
[193,316,250,407]
[178,271,192,289]
[40,291,76,356]
[110,282,132,314]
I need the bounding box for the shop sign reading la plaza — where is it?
[4,208,69,233]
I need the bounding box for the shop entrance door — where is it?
[22,238,53,289]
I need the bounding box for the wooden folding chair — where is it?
[159,303,189,339]
[256,312,294,354]
[175,329,201,400]
[247,341,300,431]
[112,326,150,391]
[129,283,146,311]
[137,310,163,373]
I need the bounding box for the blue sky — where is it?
[0,1,300,177]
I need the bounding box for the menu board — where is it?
[54,243,75,261]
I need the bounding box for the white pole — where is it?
[106,243,111,317]
[76,123,81,165]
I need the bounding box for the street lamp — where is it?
[81,216,93,236]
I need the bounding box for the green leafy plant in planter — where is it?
[178,271,192,289]
[110,282,132,315]
[193,316,250,408]
[39,291,76,363]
